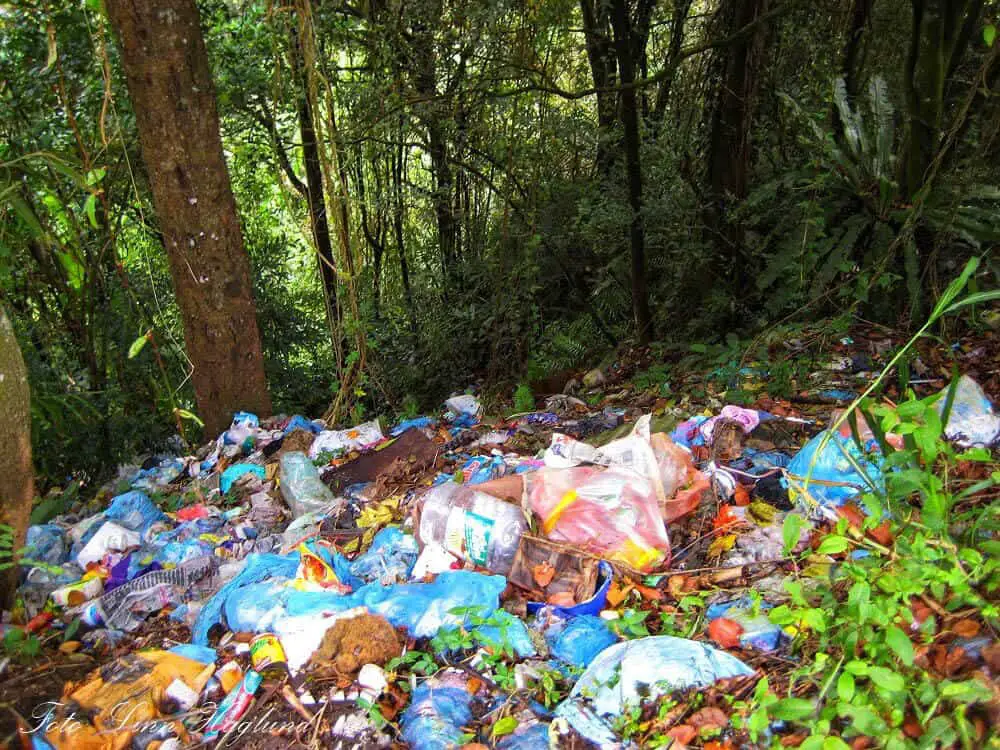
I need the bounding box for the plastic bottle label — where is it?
[444,508,494,566]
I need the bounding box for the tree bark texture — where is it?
[0,309,33,610]
[105,0,272,435]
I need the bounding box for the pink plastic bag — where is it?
[528,466,671,571]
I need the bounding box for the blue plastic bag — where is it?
[220,463,266,494]
[401,676,474,750]
[555,636,753,747]
[547,615,618,668]
[24,524,68,566]
[497,723,550,750]
[785,431,883,512]
[391,417,437,436]
[104,491,167,535]
[348,527,419,584]
[284,415,323,434]
[193,552,300,644]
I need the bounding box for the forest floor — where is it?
[2,318,998,749]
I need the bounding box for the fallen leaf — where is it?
[733,484,750,506]
[532,561,556,588]
[666,725,697,747]
[689,706,729,731]
[713,505,741,531]
[902,716,923,739]
[780,734,808,747]
[952,618,980,638]
[667,575,687,600]
[607,581,633,607]
[634,584,664,601]
[708,534,737,558]
[851,738,875,749]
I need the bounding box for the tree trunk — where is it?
[703,0,770,292]
[843,0,876,98]
[0,309,33,610]
[392,127,419,339]
[610,0,654,343]
[105,0,271,436]
[290,22,341,350]
[580,0,619,177]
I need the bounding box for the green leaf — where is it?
[56,250,84,291]
[128,331,150,359]
[868,666,905,692]
[985,23,996,47]
[84,193,98,229]
[782,513,805,555]
[816,535,849,555]
[491,716,518,738]
[822,737,851,750]
[943,290,1000,315]
[770,698,815,721]
[885,625,914,666]
[837,672,855,702]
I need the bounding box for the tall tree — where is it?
[703,0,770,293]
[610,0,655,343]
[105,0,272,435]
[0,308,32,609]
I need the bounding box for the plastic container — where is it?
[526,561,613,618]
[419,483,527,575]
[279,451,339,518]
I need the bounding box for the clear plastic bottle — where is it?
[419,483,527,575]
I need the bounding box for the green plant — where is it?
[611,608,650,639]
[513,383,535,413]
[2,627,41,662]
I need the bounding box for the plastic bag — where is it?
[546,614,618,667]
[104,490,167,535]
[554,636,753,746]
[220,463,266,494]
[785,431,883,513]
[24,524,68,566]
[308,420,384,459]
[279,451,340,517]
[76,522,141,567]
[939,375,1000,447]
[401,671,476,750]
[528,466,670,571]
[543,415,707,523]
[348,527,419,585]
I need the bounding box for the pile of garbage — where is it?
[6,353,1000,749]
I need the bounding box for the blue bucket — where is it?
[526,561,613,618]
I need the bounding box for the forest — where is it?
[0,1,999,748]
[1,0,995,482]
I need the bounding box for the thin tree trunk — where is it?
[843,0,876,98]
[0,308,33,609]
[105,0,271,435]
[290,23,342,356]
[703,0,770,294]
[392,129,419,339]
[580,0,619,177]
[610,0,654,343]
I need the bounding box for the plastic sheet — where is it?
[220,569,510,641]
[279,451,340,518]
[24,524,68,566]
[76,522,141,567]
[546,615,618,668]
[554,636,754,746]
[785,431,883,513]
[219,463,266,494]
[939,375,1000,447]
[308,420,384,459]
[400,671,475,750]
[104,490,167,535]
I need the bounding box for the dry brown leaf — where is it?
[689,706,729,731]
[532,561,556,588]
[951,618,980,638]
